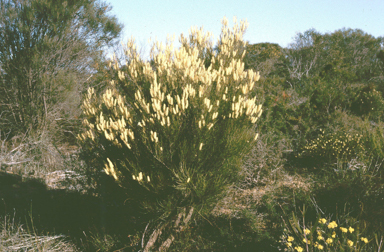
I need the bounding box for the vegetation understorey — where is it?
[1,1,384,251]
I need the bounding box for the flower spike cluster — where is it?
[78,17,262,187]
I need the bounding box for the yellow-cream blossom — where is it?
[79,17,263,189]
[328,221,338,229]
[318,218,327,224]
[295,246,303,252]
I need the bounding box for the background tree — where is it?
[244,42,287,77]
[0,0,122,140]
[285,29,322,86]
[285,28,384,91]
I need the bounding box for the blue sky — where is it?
[106,0,384,55]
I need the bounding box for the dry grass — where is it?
[1,131,87,191]
[0,215,78,252]
[213,172,312,217]
[0,132,87,251]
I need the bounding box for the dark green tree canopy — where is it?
[0,0,122,136]
[286,28,384,83]
[244,42,287,77]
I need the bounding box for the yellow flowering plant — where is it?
[78,17,262,250]
[298,129,365,168]
[280,206,375,252]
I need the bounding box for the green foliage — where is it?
[351,85,384,121]
[360,121,384,163]
[298,129,365,166]
[280,206,381,252]
[286,28,383,88]
[308,79,352,122]
[1,12,383,250]
[0,0,122,138]
[244,42,288,77]
[246,30,384,185]
[79,18,263,250]
[315,170,384,236]
[166,214,266,251]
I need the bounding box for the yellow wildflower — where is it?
[331,231,336,238]
[287,236,294,242]
[340,227,348,233]
[295,246,303,252]
[317,244,324,250]
[326,238,333,244]
[328,221,338,229]
[347,240,354,247]
[304,228,310,235]
[303,238,310,244]
[361,237,368,244]
[318,218,327,224]
[349,227,354,233]
[287,242,292,247]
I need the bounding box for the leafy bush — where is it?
[298,129,365,168]
[360,120,384,164]
[307,79,353,125]
[351,85,384,121]
[78,17,263,250]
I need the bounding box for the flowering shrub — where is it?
[78,17,262,250]
[281,215,374,252]
[351,85,384,121]
[298,129,365,165]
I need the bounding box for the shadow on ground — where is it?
[0,171,145,251]
[0,171,284,251]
